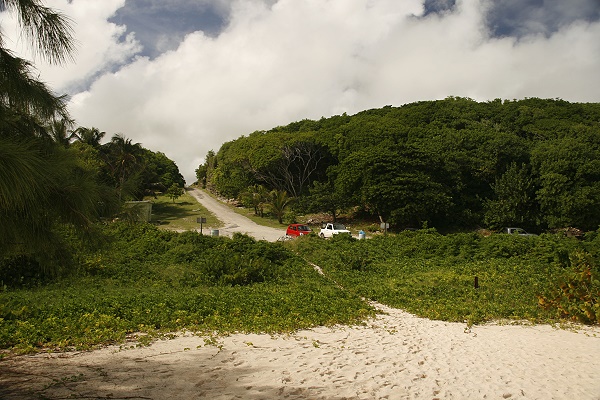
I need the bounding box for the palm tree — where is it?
[48,117,76,146]
[0,0,75,65]
[73,126,106,148]
[0,0,74,122]
[1,0,77,220]
[0,49,70,124]
[102,134,144,202]
[268,189,294,224]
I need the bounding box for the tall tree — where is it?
[239,184,269,217]
[0,0,74,122]
[484,163,539,230]
[252,140,326,198]
[102,134,144,202]
[531,135,600,230]
[196,150,216,188]
[307,179,348,222]
[48,117,76,146]
[0,0,77,209]
[0,0,105,273]
[336,144,451,228]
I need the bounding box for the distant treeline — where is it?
[1,124,185,272]
[197,97,600,232]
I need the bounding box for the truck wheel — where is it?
[319,233,325,238]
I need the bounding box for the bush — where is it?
[200,249,282,286]
[0,256,46,288]
[283,211,297,224]
[295,229,597,324]
[479,234,537,259]
[328,235,373,271]
[538,251,600,324]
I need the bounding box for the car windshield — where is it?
[298,225,311,231]
[333,223,346,230]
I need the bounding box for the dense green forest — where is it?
[0,1,184,275]
[198,98,600,232]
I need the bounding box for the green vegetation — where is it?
[538,250,600,324]
[1,223,598,356]
[166,183,185,202]
[203,187,289,229]
[1,1,95,274]
[290,230,600,325]
[1,1,598,361]
[0,224,373,355]
[1,0,186,275]
[150,191,220,231]
[199,97,600,233]
[232,205,288,229]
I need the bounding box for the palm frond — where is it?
[0,135,53,210]
[0,48,69,121]
[1,0,76,65]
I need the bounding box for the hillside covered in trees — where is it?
[197,97,600,232]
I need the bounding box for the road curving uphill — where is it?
[187,188,283,242]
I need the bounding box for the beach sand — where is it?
[1,302,599,399]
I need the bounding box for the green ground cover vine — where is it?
[1,223,598,355]
[290,229,599,325]
[0,223,372,354]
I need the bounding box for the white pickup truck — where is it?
[319,223,351,238]
[504,227,537,236]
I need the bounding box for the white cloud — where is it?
[0,0,141,90]
[19,0,600,183]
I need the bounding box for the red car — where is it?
[286,224,312,237]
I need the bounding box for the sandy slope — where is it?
[1,301,599,399]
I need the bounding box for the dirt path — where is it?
[187,188,284,242]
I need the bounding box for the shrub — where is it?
[0,256,45,288]
[479,234,537,259]
[538,251,600,324]
[200,249,279,286]
[329,235,373,271]
[283,211,297,224]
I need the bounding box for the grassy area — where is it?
[289,230,600,325]
[1,213,598,355]
[233,207,287,229]
[0,223,373,355]
[148,190,221,231]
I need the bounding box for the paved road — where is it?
[187,188,284,242]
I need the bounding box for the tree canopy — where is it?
[200,97,600,232]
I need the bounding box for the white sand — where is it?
[1,302,599,400]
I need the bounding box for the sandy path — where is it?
[1,301,599,399]
[187,188,284,242]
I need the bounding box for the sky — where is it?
[1,0,600,184]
